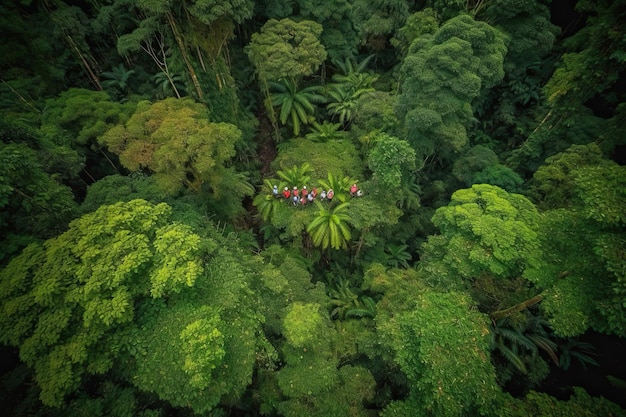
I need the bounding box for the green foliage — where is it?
[272,138,363,184]
[558,338,599,371]
[187,0,254,25]
[79,174,167,214]
[421,184,542,285]
[101,64,136,100]
[544,0,626,115]
[491,312,558,383]
[351,91,399,142]
[396,14,507,163]
[472,164,524,193]
[451,145,499,186]
[41,88,136,147]
[384,243,411,269]
[0,131,79,261]
[132,300,258,413]
[99,97,247,204]
[383,290,500,417]
[502,387,626,417]
[327,277,376,319]
[307,202,353,250]
[527,143,607,209]
[305,121,348,142]
[326,66,378,126]
[367,133,416,190]
[292,0,360,62]
[247,18,327,82]
[0,200,206,407]
[269,79,326,136]
[353,0,410,38]
[276,163,312,189]
[283,302,326,348]
[391,8,439,58]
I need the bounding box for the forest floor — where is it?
[254,112,278,178]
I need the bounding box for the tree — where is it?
[420,184,542,287]
[99,97,247,199]
[269,78,326,136]
[305,121,348,142]
[246,18,327,83]
[390,291,500,417]
[0,120,81,262]
[101,64,135,101]
[307,202,353,250]
[0,199,263,413]
[367,265,500,417]
[524,161,626,337]
[40,88,135,147]
[325,60,378,126]
[396,14,507,164]
[367,133,416,190]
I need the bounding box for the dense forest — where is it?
[1,0,625,416]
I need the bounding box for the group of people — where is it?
[271,183,362,206]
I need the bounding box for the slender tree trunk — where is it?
[65,34,103,91]
[166,12,204,99]
[490,294,543,321]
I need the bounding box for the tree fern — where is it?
[277,163,311,188]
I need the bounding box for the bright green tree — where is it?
[421,184,542,287]
[385,291,500,417]
[525,161,626,337]
[307,202,353,250]
[0,199,263,413]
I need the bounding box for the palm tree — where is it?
[277,163,311,189]
[269,78,326,136]
[305,121,347,142]
[385,244,412,269]
[490,312,559,375]
[307,202,353,250]
[325,56,378,126]
[153,71,186,99]
[253,179,285,222]
[101,64,135,99]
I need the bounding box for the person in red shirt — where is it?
[282,187,291,199]
[292,187,299,198]
[350,183,358,196]
[301,186,308,199]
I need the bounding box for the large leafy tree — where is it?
[524,150,626,337]
[246,18,327,83]
[364,265,500,417]
[367,132,416,190]
[0,199,263,413]
[99,97,248,200]
[421,184,542,288]
[396,14,507,165]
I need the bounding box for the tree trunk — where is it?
[490,294,544,321]
[166,12,204,99]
